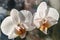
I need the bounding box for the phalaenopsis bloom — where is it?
[33,2,59,34]
[1,9,35,39]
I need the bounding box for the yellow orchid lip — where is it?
[39,21,50,33]
[15,24,26,36]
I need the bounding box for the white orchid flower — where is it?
[33,2,59,34]
[20,10,36,31]
[1,9,35,39]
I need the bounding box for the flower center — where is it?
[39,20,50,31]
[15,24,26,36]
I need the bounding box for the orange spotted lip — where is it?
[39,21,50,31]
[15,24,26,36]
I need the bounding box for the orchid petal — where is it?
[8,33,18,39]
[20,10,32,24]
[47,7,59,26]
[10,9,20,24]
[1,16,13,35]
[23,23,36,31]
[33,2,47,28]
[1,16,18,39]
[8,25,18,39]
[20,10,35,31]
[37,2,47,18]
[33,12,42,28]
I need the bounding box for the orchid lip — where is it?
[39,20,50,32]
[15,24,26,36]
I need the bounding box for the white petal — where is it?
[23,23,36,31]
[10,9,24,24]
[8,25,18,39]
[33,12,42,28]
[47,8,59,20]
[1,16,18,39]
[1,16,13,35]
[20,10,35,31]
[8,33,18,39]
[34,12,41,21]
[37,2,47,18]
[33,2,47,28]
[47,7,59,26]
[20,10,33,24]
[33,20,41,28]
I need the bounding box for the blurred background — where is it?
[0,0,60,40]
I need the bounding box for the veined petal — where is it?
[47,7,59,26]
[10,9,20,24]
[1,16,13,35]
[37,2,47,18]
[33,12,42,28]
[20,10,35,31]
[20,10,33,24]
[8,33,18,39]
[1,16,18,39]
[47,8,59,20]
[8,25,18,39]
[23,23,36,31]
[33,2,47,28]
